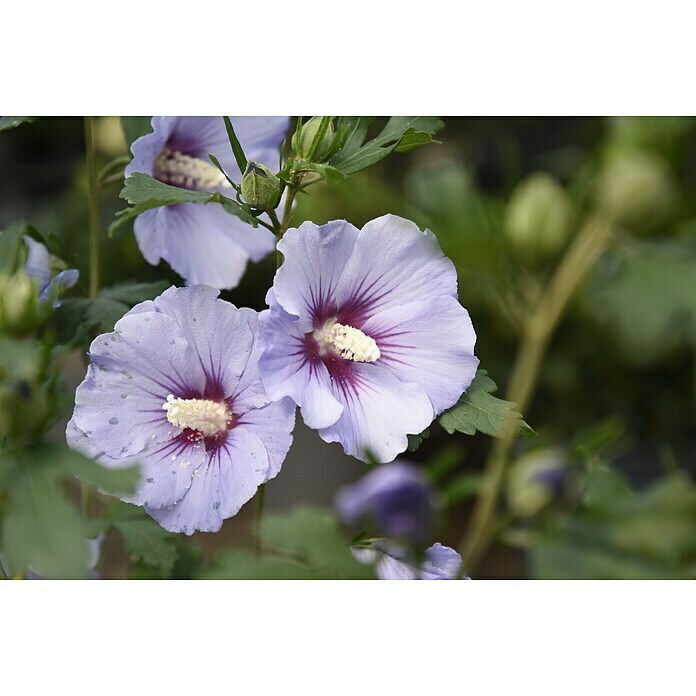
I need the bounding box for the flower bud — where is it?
[507,448,569,518]
[292,116,335,162]
[336,460,437,542]
[505,173,575,265]
[0,271,43,337]
[595,149,677,230]
[240,162,282,211]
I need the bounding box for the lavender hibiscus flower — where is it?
[258,214,479,462]
[352,541,466,580]
[125,116,289,289]
[67,285,295,534]
[24,236,78,306]
[336,460,437,541]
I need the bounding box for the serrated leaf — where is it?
[120,116,153,146]
[109,172,257,235]
[407,428,430,453]
[330,116,444,175]
[438,370,533,438]
[1,451,91,578]
[260,506,373,579]
[204,550,322,580]
[0,116,36,131]
[114,518,177,577]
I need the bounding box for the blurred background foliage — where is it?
[0,116,695,579]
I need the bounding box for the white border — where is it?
[3,1,696,114]
[2,581,694,694]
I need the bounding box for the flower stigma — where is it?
[153,148,230,191]
[163,394,232,436]
[315,320,381,363]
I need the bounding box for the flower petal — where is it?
[317,363,434,463]
[361,295,479,414]
[153,203,267,289]
[258,300,344,429]
[335,214,458,326]
[72,310,205,459]
[274,219,359,326]
[147,427,269,534]
[147,286,254,397]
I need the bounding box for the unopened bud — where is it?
[241,162,281,211]
[507,449,569,518]
[505,173,575,265]
[0,271,43,337]
[292,116,335,162]
[595,149,677,229]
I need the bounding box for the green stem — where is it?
[460,216,614,573]
[84,116,100,300]
[276,185,298,267]
[254,484,266,558]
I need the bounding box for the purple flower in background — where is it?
[67,285,295,534]
[336,460,436,541]
[125,116,289,289]
[258,214,479,462]
[24,236,78,306]
[353,541,466,580]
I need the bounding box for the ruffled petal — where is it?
[317,363,434,463]
[335,214,459,326]
[258,300,344,429]
[235,398,296,481]
[147,428,269,534]
[72,310,205,459]
[274,219,360,327]
[361,295,479,414]
[147,286,254,397]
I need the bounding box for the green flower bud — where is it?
[504,173,575,265]
[241,162,282,211]
[595,149,677,230]
[292,116,335,162]
[0,271,43,337]
[507,449,569,518]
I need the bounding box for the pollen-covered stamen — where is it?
[163,394,231,436]
[153,148,230,191]
[317,321,381,363]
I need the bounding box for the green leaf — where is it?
[330,116,444,175]
[114,517,177,577]
[204,550,322,579]
[0,337,42,382]
[1,451,91,578]
[120,116,152,146]
[109,173,257,235]
[438,370,533,438]
[395,128,440,153]
[529,469,696,579]
[0,116,36,131]
[407,428,430,453]
[298,162,347,185]
[59,447,140,496]
[260,506,374,579]
[79,280,170,334]
[224,116,248,174]
[585,242,696,363]
[0,221,29,272]
[98,280,169,306]
[445,474,482,505]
